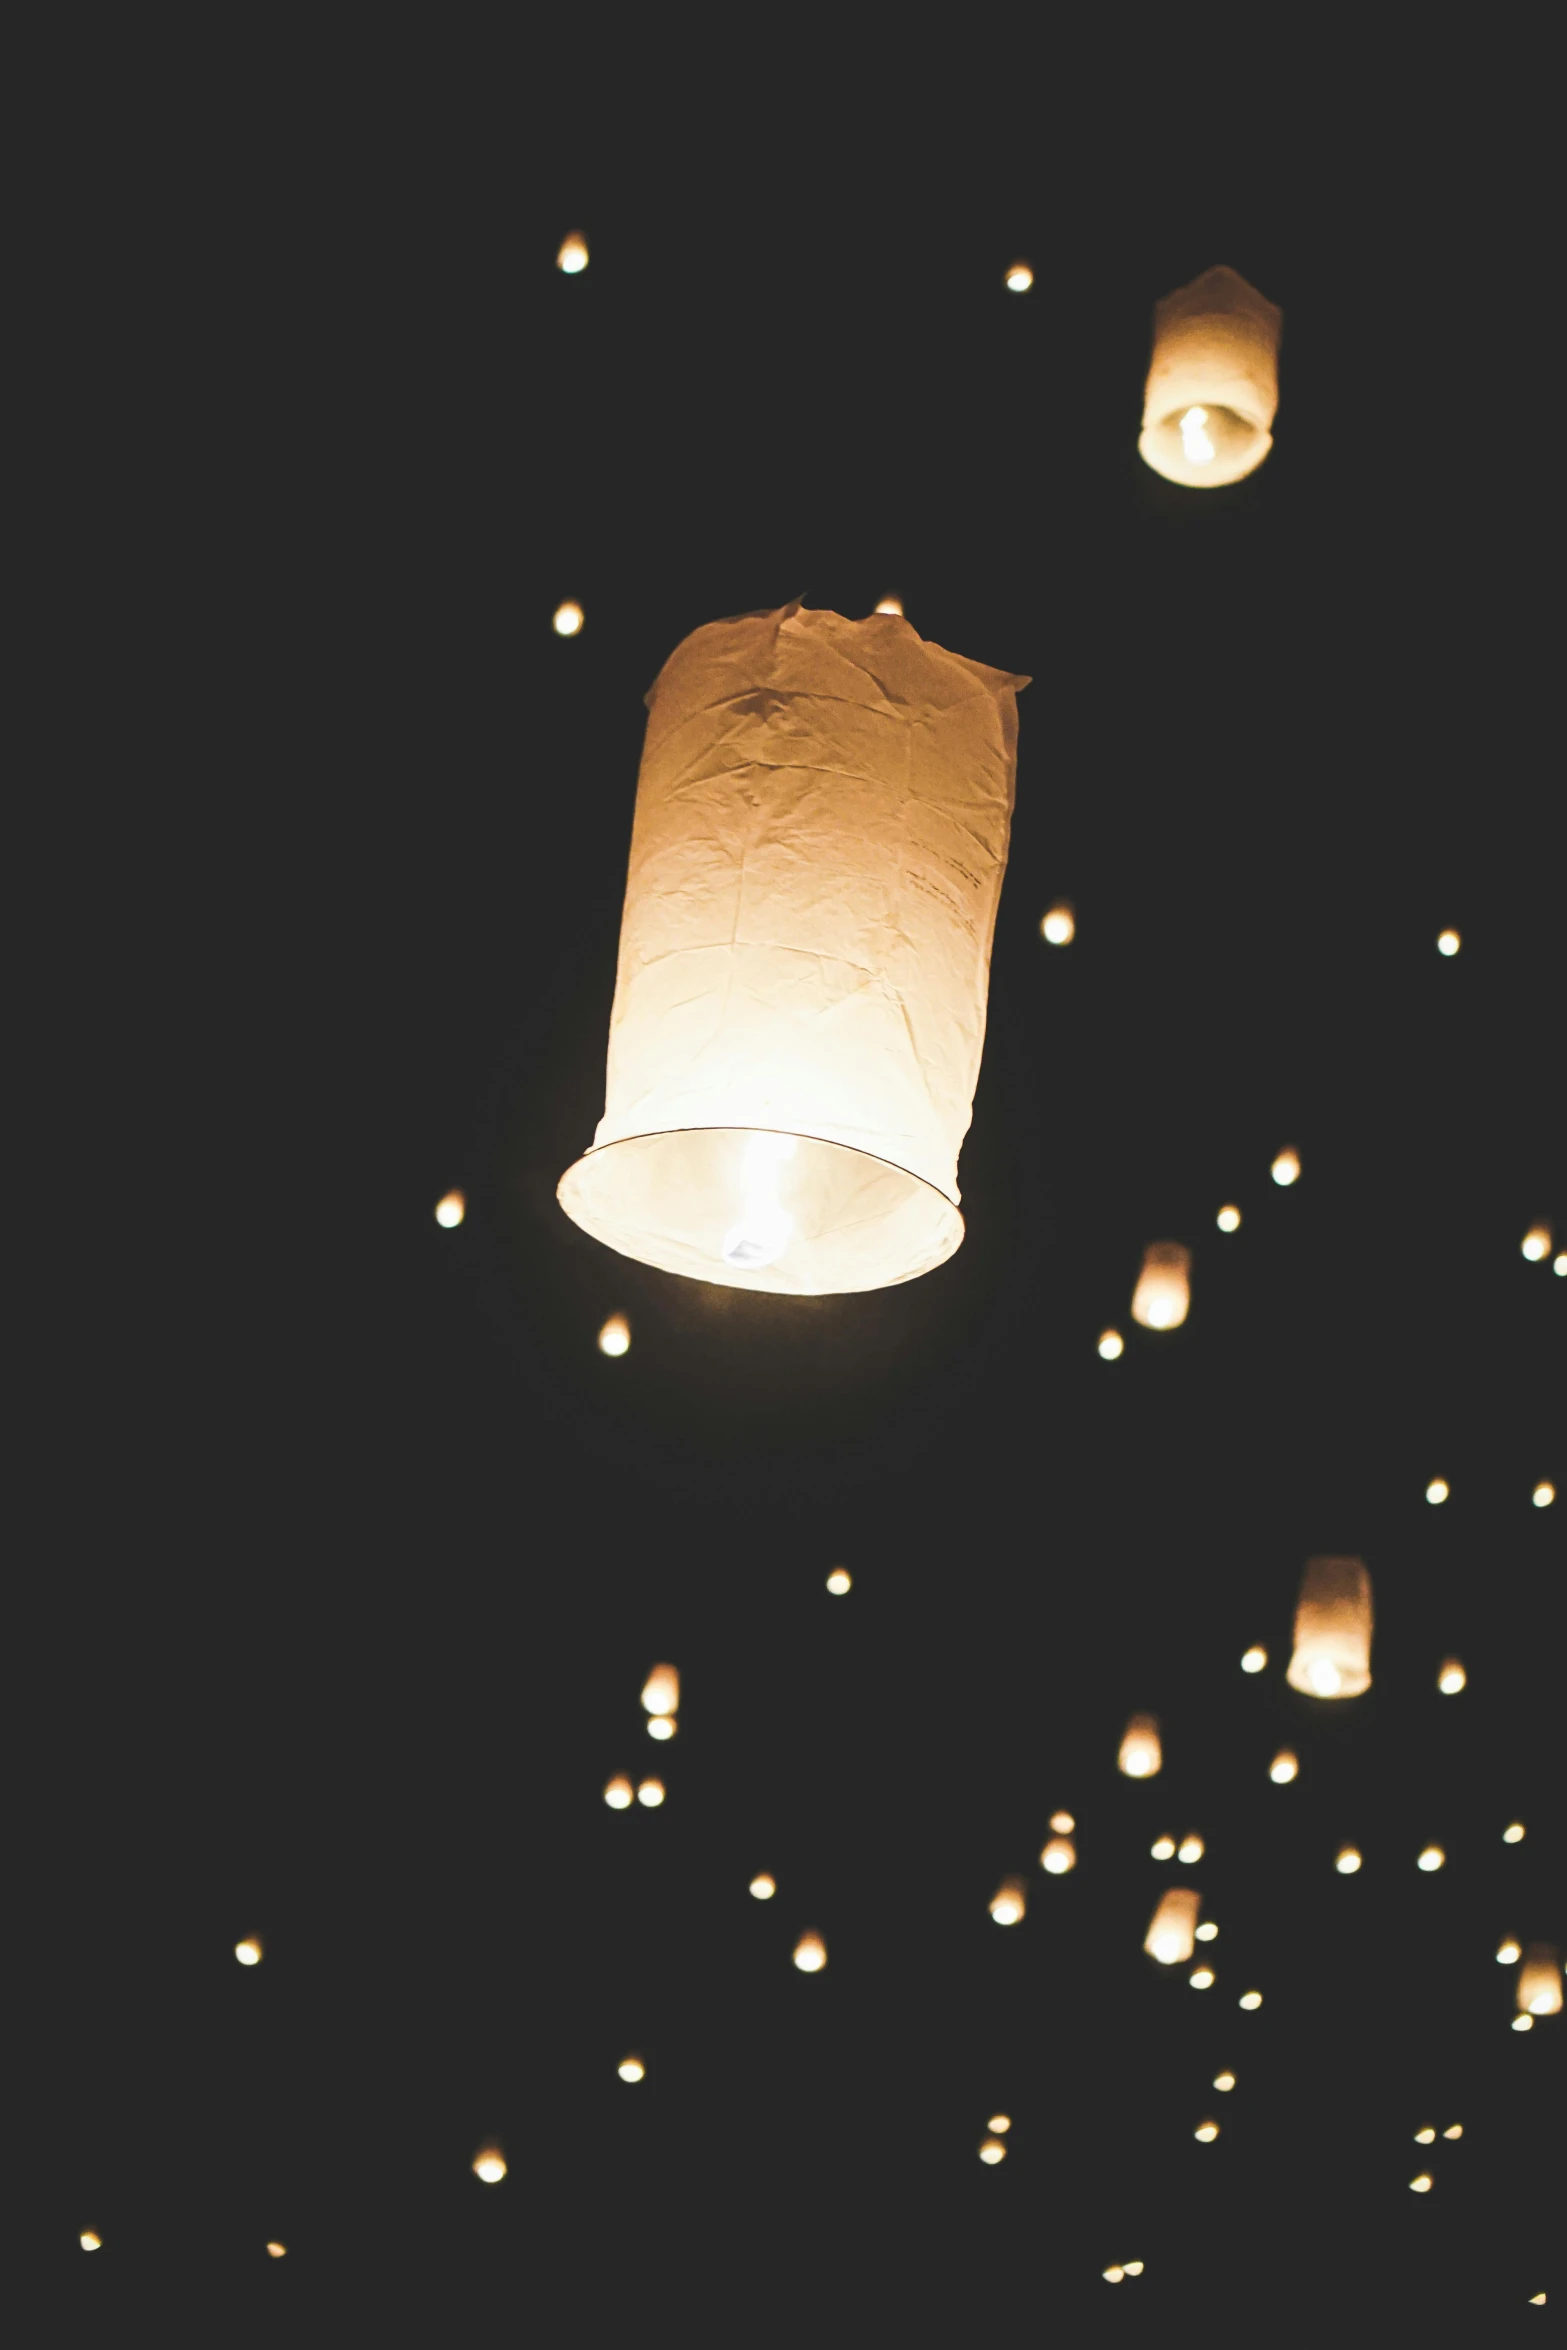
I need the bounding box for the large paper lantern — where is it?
[1517,1944,1562,2017]
[1286,1556,1374,1698]
[1131,1242,1191,1330]
[557,603,1028,1294]
[1139,266,1282,488]
[1144,1888,1200,1966]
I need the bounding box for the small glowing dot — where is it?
[603,1774,633,1809]
[1442,2124,1463,2140]
[874,594,904,616]
[472,2148,507,2184]
[1177,1835,1204,1864]
[1103,2266,1125,2283]
[978,2136,1007,2163]
[597,1314,630,1356]
[80,2231,101,2251]
[266,2241,287,2258]
[1269,1750,1299,1785]
[235,1937,262,1966]
[635,1779,665,1808]
[1409,2173,1433,2193]
[987,2113,1011,2134]
[1502,1823,1526,1844]
[1189,1967,1215,1989]
[646,1715,676,1741]
[1414,2126,1436,2144]
[1004,260,1034,293]
[1532,1482,1555,1508]
[1239,1990,1263,2011]
[1436,928,1460,956]
[1041,902,1076,946]
[1497,1938,1521,1963]
[749,1873,776,1900]
[1123,2261,1145,2276]
[1195,1921,1219,1942]
[1554,1254,1566,1275]
[1437,1659,1466,1695]
[1335,1846,1363,1874]
[793,1931,827,1973]
[1240,1645,1266,1673]
[1039,1836,1076,1875]
[553,599,584,636]
[557,233,588,274]
[1216,1204,1242,1233]
[1097,1328,1124,1360]
[1513,2013,1535,2032]
[1271,1147,1300,1187]
[617,2055,646,2083]
[1194,2120,1220,2143]
[1150,1836,1176,1860]
[1049,1810,1075,1834]
[1425,1478,1449,1504]
[434,1189,465,1229]
[1417,1845,1445,1872]
[1213,2071,1235,2092]
[1521,1224,1551,1261]
[825,1567,852,1595]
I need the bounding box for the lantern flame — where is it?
[721,1132,796,1270]
[598,1315,631,1356]
[1179,406,1216,464]
[1437,1658,1466,1695]
[978,2137,1008,2163]
[557,233,588,274]
[1520,1224,1551,1261]
[618,2055,646,2082]
[1269,1750,1298,1785]
[749,1873,776,1900]
[1335,1846,1362,1874]
[80,2231,101,2251]
[235,1937,262,1966]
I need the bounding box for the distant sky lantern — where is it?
[825,1567,852,1595]
[1512,2015,1534,2033]
[641,1664,679,1717]
[603,1774,633,1809]
[1426,1478,1449,1504]
[1417,1845,1446,1872]
[1502,1822,1526,1844]
[1413,2126,1436,2144]
[1335,1846,1363,1874]
[1194,2120,1221,2143]
[1040,901,1075,945]
[749,1873,776,1900]
[556,232,588,274]
[1119,1714,1162,1778]
[557,604,1027,1294]
[235,1936,262,1966]
[1049,1810,1075,1834]
[1496,1937,1521,1964]
[1097,1328,1124,1361]
[1195,1921,1218,1942]
[1139,265,1281,488]
[1177,1834,1204,1863]
[1123,2261,1145,2276]
[1532,1482,1555,1508]
[987,2113,1011,2133]
[266,2241,287,2257]
[1131,1242,1191,1331]
[1145,1888,1200,1965]
[1555,1253,1566,1276]
[1409,2173,1433,2193]
[1104,2266,1125,2283]
[1520,1223,1551,1261]
[636,1779,665,1807]
[472,2146,507,2184]
[597,1315,630,1357]
[618,2055,646,2082]
[646,1716,675,1741]
[1240,1645,1266,1673]
[1213,2071,1236,2092]
[978,2137,1008,2164]
[1189,1967,1215,1989]
[874,594,904,616]
[1039,1836,1076,1875]
[1443,2124,1462,2139]
[1150,1836,1176,1860]
[793,1931,827,1973]
[553,600,584,637]
[1269,1749,1299,1785]
[1287,1556,1374,1698]
[990,1876,1028,1925]
[1518,1945,1562,2017]
[1216,1204,1241,1233]
[1238,1990,1263,2010]
[434,1190,465,1229]
[1437,1658,1467,1695]
[80,2231,101,2251]
[1436,929,1460,956]
[1005,260,1033,293]
[1271,1146,1301,1187]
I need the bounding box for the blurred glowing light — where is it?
[646,1715,675,1741]
[1409,2173,1433,2193]
[266,2241,287,2257]
[1195,1921,1218,1942]
[1239,1990,1263,2011]
[1288,1555,1374,1700]
[557,233,588,274]
[1240,1645,1266,1673]
[874,594,903,616]
[1520,1224,1551,1261]
[235,1937,262,1966]
[989,1876,1027,1926]
[618,2055,646,2082]
[1178,1834,1204,1863]
[1436,928,1460,956]
[1213,2071,1235,2092]
[987,2113,1011,2133]
[1497,1938,1521,1964]
[1049,1810,1075,1834]
[603,1774,633,1809]
[1417,1845,1445,1872]
[721,1129,796,1270]
[1271,1146,1301,1186]
[1151,1836,1176,1860]
[1123,2261,1145,2276]
[1097,1327,1124,1360]
[80,2231,101,2251]
[472,2147,507,2184]
[1513,2014,1534,2032]
[793,1931,827,1973]
[1503,1822,1526,1843]
[641,1664,679,1716]
[1216,1204,1241,1233]
[1533,1482,1555,1508]
[979,2137,1007,2163]
[1005,260,1034,293]
[598,1314,630,1356]
[636,1779,665,1808]
[1443,2124,1463,2140]
[1189,1967,1215,1989]
[1131,1242,1191,1331]
[1413,2127,1436,2144]
[1040,902,1075,945]
[434,1190,465,1229]
[749,1873,776,1900]
[1335,1846,1362,1874]
[1519,1945,1563,2016]
[826,1567,852,1595]
[1194,2119,1220,2142]
[1179,406,1217,465]
[1529,2292,1547,2303]
[1103,2265,1125,2283]
[1425,1478,1449,1504]
[1437,1658,1466,1695]
[1269,1750,1298,1785]
[553,600,585,636]
[1145,1888,1200,1966]
[1119,1715,1161,1777]
[1554,1253,1566,1275]
[1039,1836,1076,1875]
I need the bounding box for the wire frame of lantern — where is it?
[1139,266,1281,488]
[557,603,1028,1295]
[1118,1714,1162,1778]
[1130,1241,1191,1331]
[1517,1944,1563,2018]
[1144,1888,1200,1966]
[1286,1556,1374,1698]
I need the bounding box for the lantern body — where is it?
[1286,1556,1374,1698]
[1145,1888,1200,1965]
[1118,1713,1162,1777]
[1139,266,1282,488]
[1518,1944,1562,2017]
[557,604,1027,1294]
[1131,1241,1191,1331]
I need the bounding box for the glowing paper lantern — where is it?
[1131,1242,1191,1331]
[1039,1836,1076,1875]
[825,1567,852,1595]
[472,2146,507,2184]
[1049,1810,1075,1834]
[874,594,903,616]
[266,2241,287,2257]
[1496,1937,1521,1964]
[1437,1658,1466,1695]
[235,1936,262,1966]
[646,1716,675,1741]
[1518,1944,1562,2017]
[557,604,1027,1294]
[1097,1328,1124,1360]
[1040,901,1074,945]
[1271,1145,1301,1186]
[1335,1846,1362,1874]
[1194,2119,1221,2143]
[1119,1714,1162,1778]
[80,2231,101,2251]
[793,1931,827,1974]
[1139,266,1281,488]
[1533,1482,1555,1508]
[434,1190,465,1228]
[978,2137,1007,2164]
[1426,1478,1449,1504]
[989,1875,1028,1925]
[603,1774,633,1809]
[1409,2173,1432,2193]
[987,2113,1011,2133]
[1240,1645,1266,1673]
[1213,2071,1235,2092]
[641,1664,679,1717]
[1177,1834,1204,1864]
[1436,929,1460,956]
[1269,1749,1298,1784]
[553,600,584,637]
[1217,1204,1241,1233]
[618,2055,646,2082]
[597,1315,630,1356]
[1005,260,1033,293]
[1520,1224,1551,1261]
[1286,1556,1374,1698]
[1503,1822,1526,1843]
[636,1779,665,1808]
[749,1873,776,1900]
[557,233,588,275]
[1145,1888,1200,1966]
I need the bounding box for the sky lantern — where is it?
[1039,1836,1076,1875]
[1286,1557,1374,1698]
[1138,265,1281,488]
[235,1936,263,1966]
[641,1664,679,1717]
[989,1876,1028,1925]
[1144,1888,1200,1965]
[557,604,1027,1294]
[1517,1945,1562,2017]
[1118,1714,1162,1777]
[1520,1223,1551,1261]
[1130,1242,1191,1331]
[433,1190,465,1228]
[793,1931,827,1973]
[556,232,588,274]
[471,2145,507,2184]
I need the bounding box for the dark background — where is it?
[27,46,1563,2339]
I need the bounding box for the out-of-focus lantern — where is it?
[990,1876,1028,1925]
[1189,1966,1215,1988]
[646,1715,675,1741]
[873,594,904,617]
[1119,1715,1162,1778]
[1213,2071,1236,2092]
[1414,2126,1436,2144]
[793,1931,827,1974]
[618,2055,646,2082]
[1271,1146,1301,1186]
[1437,1658,1466,1695]
[636,1778,665,1808]
[825,1566,852,1595]
[978,2137,1008,2163]
[1217,1204,1241,1233]
[1097,1328,1124,1360]
[1104,2265,1125,2283]
[266,2241,287,2257]
[1194,2119,1221,2143]
[1195,1921,1218,1942]
[553,600,585,637]
[1040,901,1074,945]
[1520,1223,1551,1261]
[1040,1836,1076,1875]
[1238,1989,1263,2010]
[1138,266,1281,488]
[1436,929,1460,956]
[1123,2260,1145,2276]
[557,604,1027,1294]
[1556,1254,1567,1276]
[1240,1645,1266,1673]
[1145,1888,1200,1966]
[1131,1242,1191,1331]
[1503,1822,1526,1843]
[80,2231,101,2251]
[1518,1945,1562,2017]
[1335,1846,1363,1874]
[556,233,588,275]
[603,1774,633,1809]
[1513,2014,1534,2033]
[1177,1834,1204,1863]
[987,2113,1011,2133]
[1005,260,1033,294]
[234,1935,263,1966]
[1049,1810,1075,1834]
[749,1872,776,1900]
[1426,1478,1450,1504]
[1496,1937,1521,1964]
[472,2146,507,2184]
[1151,1835,1176,1860]
[597,1315,630,1356]
[1443,2124,1463,2140]
[1409,2173,1433,2193]
[434,1190,465,1228]
[1417,1845,1446,1872]
[1269,1749,1299,1784]
[1533,1482,1555,1508]
[1287,1556,1374,1698]
[641,1664,679,1717]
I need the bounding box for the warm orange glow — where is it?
[1217,1204,1241,1233]
[1442,2125,1463,2140]
[1287,1555,1374,1699]
[618,2055,646,2082]
[1436,928,1461,956]
[265,2241,287,2257]
[826,1567,852,1595]
[235,1937,262,1967]
[1413,2127,1435,2144]
[434,1189,465,1229]
[80,2231,101,2251]
[989,1876,1028,1926]
[1497,1937,1521,1963]
[1144,1888,1200,1966]
[1335,1846,1363,1875]
[1417,1845,1445,1872]
[1151,1835,1176,1860]
[1409,2173,1433,2193]
[1039,1836,1076,1875]
[1177,1834,1204,1863]
[978,2137,1008,2164]
[1040,901,1075,945]
[1437,1658,1466,1695]
[557,233,589,274]
[1503,1822,1526,1843]
[597,1314,630,1356]
[1189,1967,1215,1989]
[1049,1810,1075,1834]
[1271,1146,1300,1187]
[1238,1990,1263,2010]
[1529,2293,1547,2304]
[1097,1327,1124,1360]
[1119,1714,1161,1778]
[874,594,904,616]
[1124,2260,1145,2275]
[641,1664,679,1716]
[1240,1645,1266,1673]
[553,599,585,636]
[1533,1482,1556,1508]
[1213,2071,1235,2092]
[1103,2265,1125,2283]
[1556,1254,1567,1276]
[1194,2120,1220,2143]
[635,1778,665,1808]
[1520,1223,1551,1261]
[1426,1477,1449,1504]
[472,2146,507,2184]
[987,2113,1011,2133]
[603,1774,633,1809]
[1195,1921,1218,1942]
[646,1715,675,1741]
[1005,261,1034,294]
[749,1873,776,1900]
[1518,1944,1563,2017]
[1513,2014,1534,2032]
[793,1931,827,1973]
[1269,1749,1298,1785]
[1131,1242,1191,1331]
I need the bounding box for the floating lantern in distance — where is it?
[235,1936,262,1966]
[1426,1478,1450,1504]
[641,1664,679,1717]
[1049,1810,1075,1834]
[1238,1990,1263,2010]
[1497,1937,1521,1964]
[1194,2120,1221,2143]
[978,2137,1007,2164]
[1119,1714,1162,1778]
[1518,1945,1563,2017]
[1269,1749,1299,1785]
[1104,2266,1125,2283]
[1417,1845,1446,1872]
[266,2241,287,2257]
[987,2114,1011,2133]
[556,604,1027,1294]
[1513,2015,1534,2032]
[1409,2174,1433,2194]
[646,1716,675,1741]
[472,2146,507,2184]
[636,1779,665,1808]
[1005,260,1033,293]
[1097,1328,1124,1360]
[1177,1834,1204,1863]
[1240,1645,1267,1673]
[1520,1224,1551,1261]
[1039,1836,1076,1875]
[1335,1846,1363,1874]
[597,1315,630,1357]
[1533,1482,1555,1508]
[874,594,904,616]
[434,1190,465,1229]
[990,1876,1028,1925]
[1436,929,1461,956]
[1189,1967,1215,1989]
[1437,1658,1467,1695]
[603,1774,633,1809]
[1443,2125,1463,2140]
[1287,1556,1374,1698]
[80,2231,101,2251]
[1131,1242,1191,1331]
[1414,2126,1436,2144]
[793,1931,827,1974]
[1124,2261,1145,2276]
[556,232,588,274]
[1529,2293,1547,2304]
[1145,1888,1200,1966]
[1151,1835,1176,1860]
[1195,1921,1218,1942]
[1503,1822,1526,1843]
[1139,265,1281,488]
[825,1566,852,1595]
[1213,2071,1236,2092]
[553,600,584,637]
[617,2055,646,2083]
[1555,1254,1567,1276]
[1216,1204,1241,1233]
[749,1873,776,1900]
[1040,901,1075,945]
[1271,1146,1301,1186]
